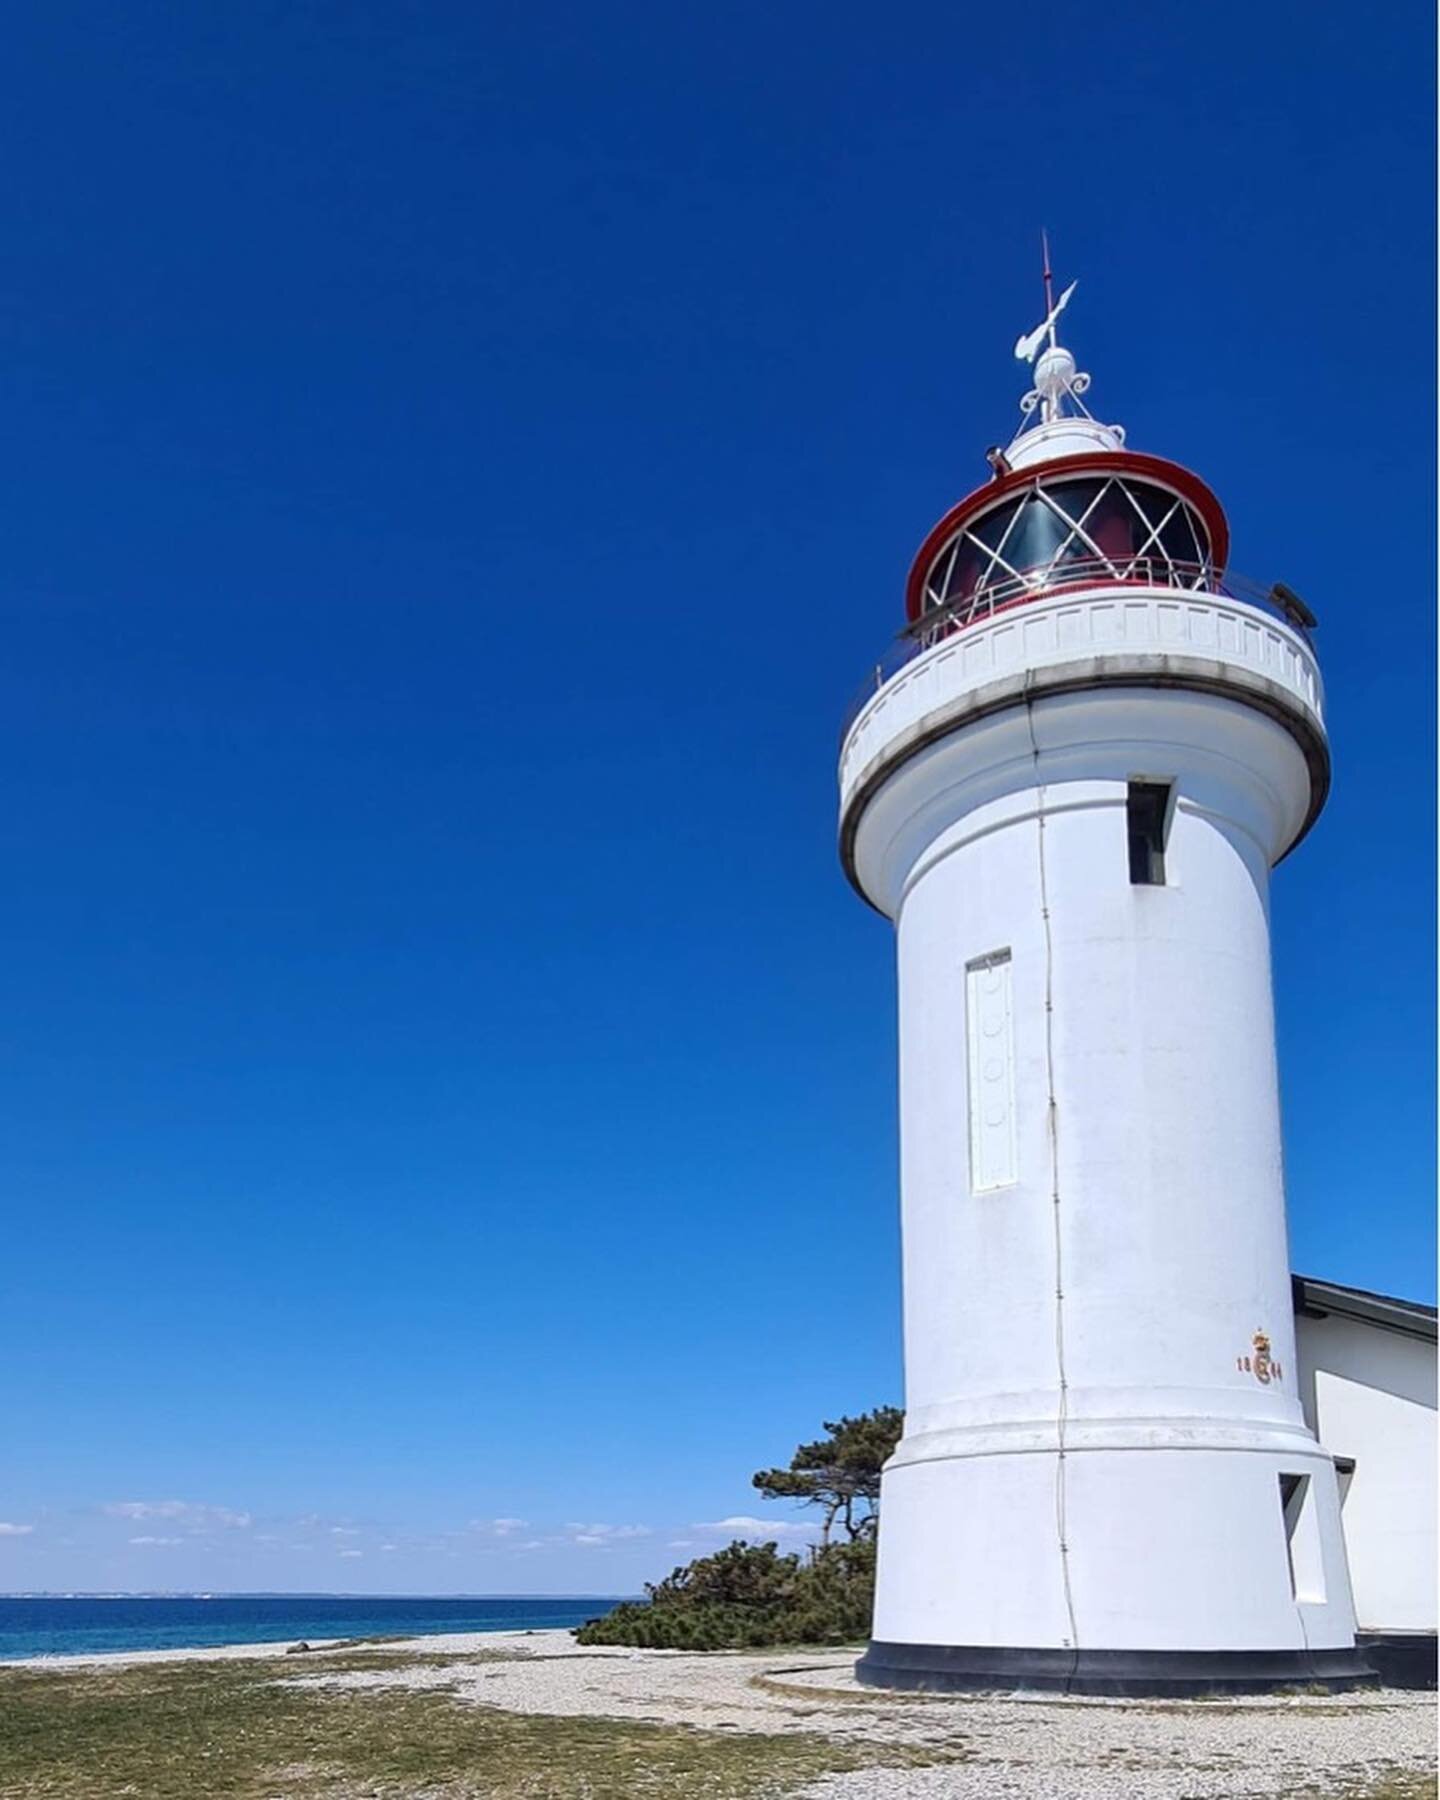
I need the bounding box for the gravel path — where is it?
[284,1628,1434,1798]
[22,1626,1435,1797]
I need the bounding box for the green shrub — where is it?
[574,1537,874,1650]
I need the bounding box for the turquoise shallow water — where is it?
[0,1595,626,1659]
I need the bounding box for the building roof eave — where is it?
[1292,1274,1439,1343]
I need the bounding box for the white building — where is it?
[1292,1275,1437,1687]
[840,273,1381,1695]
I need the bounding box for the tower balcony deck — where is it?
[839,561,1326,851]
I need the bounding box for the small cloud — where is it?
[0,1522,34,1538]
[339,1549,364,1559]
[105,1501,251,1531]
[517,1539,546,1551]
[379,1543,398,1553]
[691,1516,813,1541]
[129,1536,183,1547]
[329,1526,361,1538]
[667,1539,695,1550]
[563,1523,650,1544]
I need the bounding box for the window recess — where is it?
[1127,780,1173,886]
[1278,1472,1327,1603]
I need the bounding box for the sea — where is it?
[0,1595,628,1661]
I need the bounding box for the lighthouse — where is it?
[841,267,1373,1695]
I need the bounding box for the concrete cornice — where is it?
[839,651,1330,908]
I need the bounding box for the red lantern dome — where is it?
[904,254,1229,633]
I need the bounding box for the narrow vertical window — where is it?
[966,950,1016,1192]
[1278,1472,1327,1603]
[1127,780,1172,885]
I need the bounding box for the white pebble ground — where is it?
[20,1626,1434,1797]
[275,1627,1436,1799]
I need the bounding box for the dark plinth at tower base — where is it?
[855,1641,1377,1699]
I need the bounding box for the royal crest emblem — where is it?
[1236,1329,1283,1385]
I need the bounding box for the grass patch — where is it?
[751,1670,959,1707]
[0,1651,954,1799]
[1342,1775,1438,1800]
[1231,1770,1436,1800]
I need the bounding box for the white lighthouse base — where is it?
[839,606,1368,1697]
[857,1434,1376,1695]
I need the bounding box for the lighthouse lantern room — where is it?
[839,260,1372,1696]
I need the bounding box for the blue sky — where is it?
[0,0,1432,1596]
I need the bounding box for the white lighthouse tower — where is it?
[841,267,1373,1695]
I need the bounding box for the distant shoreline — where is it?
[3,1624,580,1668]
[0,1591,631,1600]
[0,1593,629,1662]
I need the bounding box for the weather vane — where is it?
[1012,232,1093,428]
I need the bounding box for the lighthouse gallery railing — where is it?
[841,559,1315,741]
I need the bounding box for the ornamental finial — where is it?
[1013,232,1092,428]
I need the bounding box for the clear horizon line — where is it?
[0,1590,636,1600]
